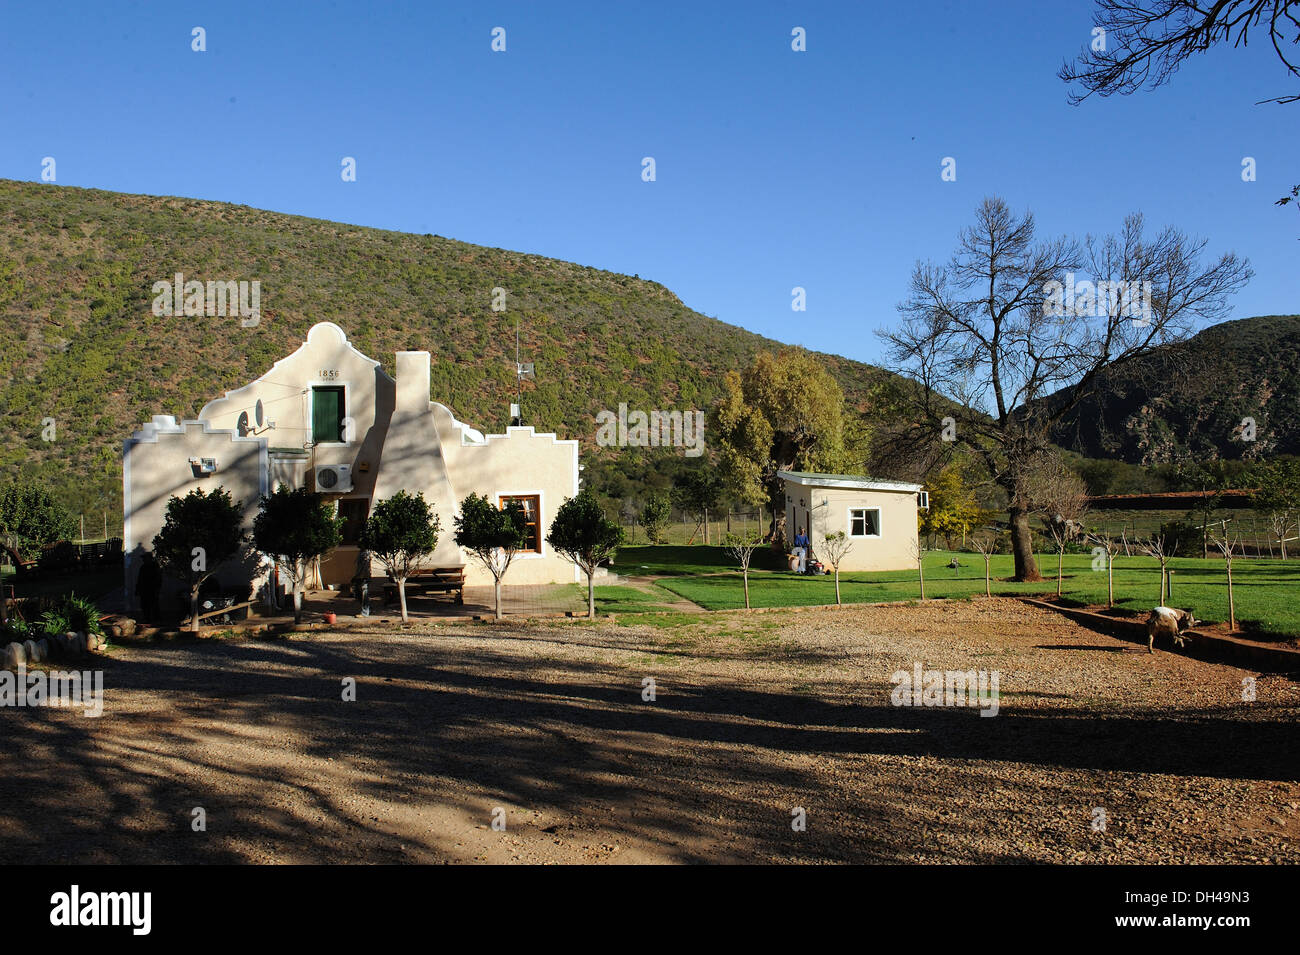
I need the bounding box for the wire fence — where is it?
[620,507,767,546]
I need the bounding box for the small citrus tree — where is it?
[253,485,342,624]
[454,493,528,620]
[547,490,624,619]
[639,491,671,544]
[820,531,854,606]
[152,487,246,631]
[361,491,441,623]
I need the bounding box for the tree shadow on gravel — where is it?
[1,630,1294,864]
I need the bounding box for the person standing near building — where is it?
[793,527,810,574]
[135,551,162,623]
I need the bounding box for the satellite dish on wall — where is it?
[254,399,265,428]
[236,411,250,437]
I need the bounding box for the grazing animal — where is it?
[1146,606,1196,653]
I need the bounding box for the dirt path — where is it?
[1,598,1296,864]
[617,575,707,613]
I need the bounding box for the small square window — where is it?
[849,507,881,537]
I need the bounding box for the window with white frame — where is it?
[849,507,881,538]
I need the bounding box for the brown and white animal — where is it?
[1146,607,1196,653]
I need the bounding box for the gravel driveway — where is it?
[1,598,1296,864]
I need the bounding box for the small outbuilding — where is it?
[777,470,927,572]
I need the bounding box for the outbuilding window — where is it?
[849,507,881,538]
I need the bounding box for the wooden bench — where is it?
[382,567,466,606]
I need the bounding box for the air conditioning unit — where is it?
[316,464,353,493]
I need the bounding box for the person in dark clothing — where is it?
[135,552,162,623]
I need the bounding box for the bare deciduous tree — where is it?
[1060,1,1300,107]
[1087,533,1122,608]
[1033,454,1090,597]
[1137,533,1175,605]
[724,532,766,610]
[1210,524,1241,631]
[820,531,855,606]
[970,534,996,597]
[882,198,1250,581]
[907,535,928,600]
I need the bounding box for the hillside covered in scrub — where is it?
[0,179,896,527]
[1047,314,1300,465]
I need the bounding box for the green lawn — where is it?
[646,549,1300,638]
[610,545,786,577]
[581,584,681,615]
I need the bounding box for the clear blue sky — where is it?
[1,0,1295,366]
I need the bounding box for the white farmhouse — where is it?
[123,322,580,600]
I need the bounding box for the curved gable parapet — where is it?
[431,402,487,445]
[198,321,393,421]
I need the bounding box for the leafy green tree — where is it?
[454,493,528,620]
[152,487,247,631]
[0,482,76,563]
[546,490,624,618]
[253,485,343,624]
[673,466,723,543]
[360,491,441,622]
[1253,458,1300,558]
[639,491,671,544]
[920,463,983,549]
[714,348,851,541]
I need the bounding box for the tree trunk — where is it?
[1226,562,1236,631]
[743,568,751,610]
[494,578,503,620]
[1008,506,1040,581]
[1056,550,1063,597]
[398,578,409,622]
[293,585,303,625]
[1107,554,1114,608]
[189,584,201,632]
[833,568,841,606]
[918,558,925,601]
[984,558,991,597]
[587,571,596,619]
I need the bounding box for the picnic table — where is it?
[381,567,466,606]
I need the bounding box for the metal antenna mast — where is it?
[513,314,534,426]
